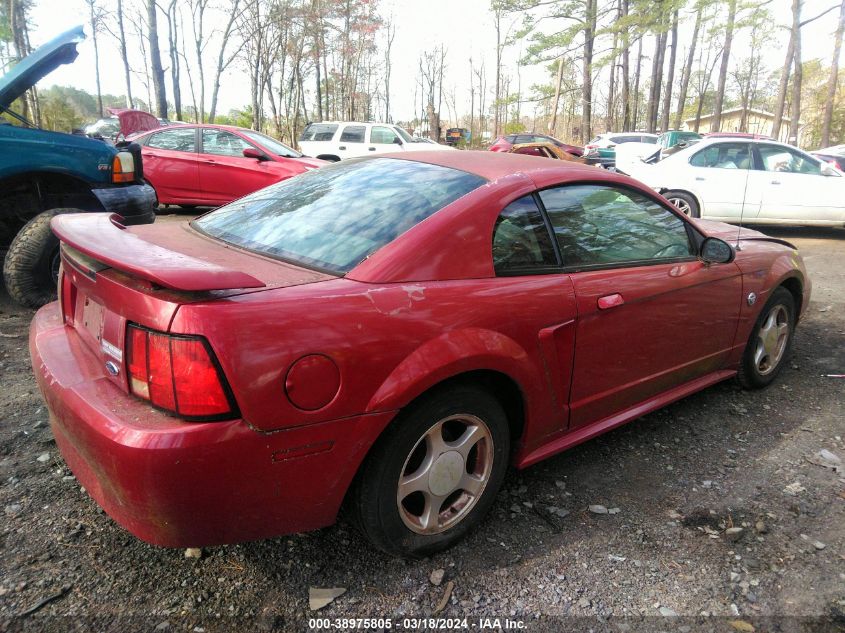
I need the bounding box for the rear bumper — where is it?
[30,304,394,547]
[91,183,156,225]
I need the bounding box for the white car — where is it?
[584,132,659,151]
[298,122,454,161]
[617,137,845,226]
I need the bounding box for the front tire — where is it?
[350,385,510,557]
[664,190,700,218]
[3,209,75,308]
[737,287,795,389]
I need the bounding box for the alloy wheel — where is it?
[396,414,494,535]
[668,196,692,216]
[753,304,790,376]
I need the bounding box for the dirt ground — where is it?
[0,218,843,633]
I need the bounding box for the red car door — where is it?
[538,183,742,429]
[142,127,200,204]
[197,129,287,204]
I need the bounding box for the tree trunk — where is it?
[788,10,803,144]
[582,0,596,142]
[674,9,700,130]
[147,0,168,117]
[549,56,565,134]
[646,30,666,133]
[711,0,737,132]
[166,0,182,121]
[607,26,617,131]
[87,1,104,118]
[660,10,678,132]
[773,0,799,141]
[208,0,241,124]
[820,0,845,147]
[621,0,630,130]
[116,0,134,108]
[494,7,503,137]
[632,37,643,130]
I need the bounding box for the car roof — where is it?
[383,150,597,181]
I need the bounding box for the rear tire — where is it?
[3,209,75,308]
[664,190,700,218]
[737,287,795,389]
[350,385,510,557]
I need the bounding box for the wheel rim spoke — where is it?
[397,414,494,535]
[755,304,790,376]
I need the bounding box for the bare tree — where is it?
[85,0,104,117]
[209,0,247,123]
[820,0,845,147]
[116,0,133,108]
[164,0,182,120]
[711,0,737,131]
[147,0,168,117]
[383,15,396,123]
[674,7,701,130]
[659,9,678,132]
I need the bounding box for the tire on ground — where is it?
[3,209,75,309]
[349,384,510,557]
[663,190,700,218]
[737,286,796,390]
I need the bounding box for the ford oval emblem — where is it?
[105,361,120,376]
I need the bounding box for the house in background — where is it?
[683,107,806,147]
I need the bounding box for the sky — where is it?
[21,0,843,125]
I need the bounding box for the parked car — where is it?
[617,137,845,226]
[583,132,659,167]
[85,111,169,140]
[1,26,156,308]
[130,124,326,207]
[811,145,845,171]
[508,142,589,163]
[656,130,701,157]
[489,133,582,156]
[33,151,809,556]
[298,121,454,161]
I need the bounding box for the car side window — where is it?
[340,125,365,143]
[758,145,822,175]
[201,130,252,157]
[539,184,694,267]
[370,126,398,144]
[147,128,196,152]
[300,123,338,142]
[492,195,557,274]
[689,142,751,169]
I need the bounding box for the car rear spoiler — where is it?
[52,213,266,292]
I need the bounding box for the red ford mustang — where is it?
[31,152,810,556]
[130,123,326,207]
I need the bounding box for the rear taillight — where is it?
[126,324,236,420]
[59,270,77,325]
[584,144,597,151]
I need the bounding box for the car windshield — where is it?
[241,130,301,158]
[193,158,486,273]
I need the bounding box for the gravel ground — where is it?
[0,220,843,633]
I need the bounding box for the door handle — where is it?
[339,145,346,150]
[203,159,216,164]
[597,293,625,310]
[368,147,376,151]
[770,180,781,185]
[695,176,705,181]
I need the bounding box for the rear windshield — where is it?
[192,158,486,274]
[300,123,338,142]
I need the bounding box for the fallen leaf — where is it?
[729,620,755,632]
[434,580,454,614]
[309,587,346,611]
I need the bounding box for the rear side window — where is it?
[193,158,486,274]
[758,145,821,175]
[147,128,196,152]
[492,196,557,274]
[340,125,365,143]
[690,143,751,169]
[201,130,252,157]
[300,124,338,142]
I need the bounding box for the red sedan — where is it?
[131,123,326,206]
[31,152,810,556]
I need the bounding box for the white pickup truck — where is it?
[298,122,454,161]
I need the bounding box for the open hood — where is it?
[0,25,85,110]
[107,108,161,138]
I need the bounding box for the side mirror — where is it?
[393,137,403,145]
[243,147,268,161]
[821,164,841,177]
[700,236,735,264]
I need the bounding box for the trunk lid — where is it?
[54,213,334,395]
